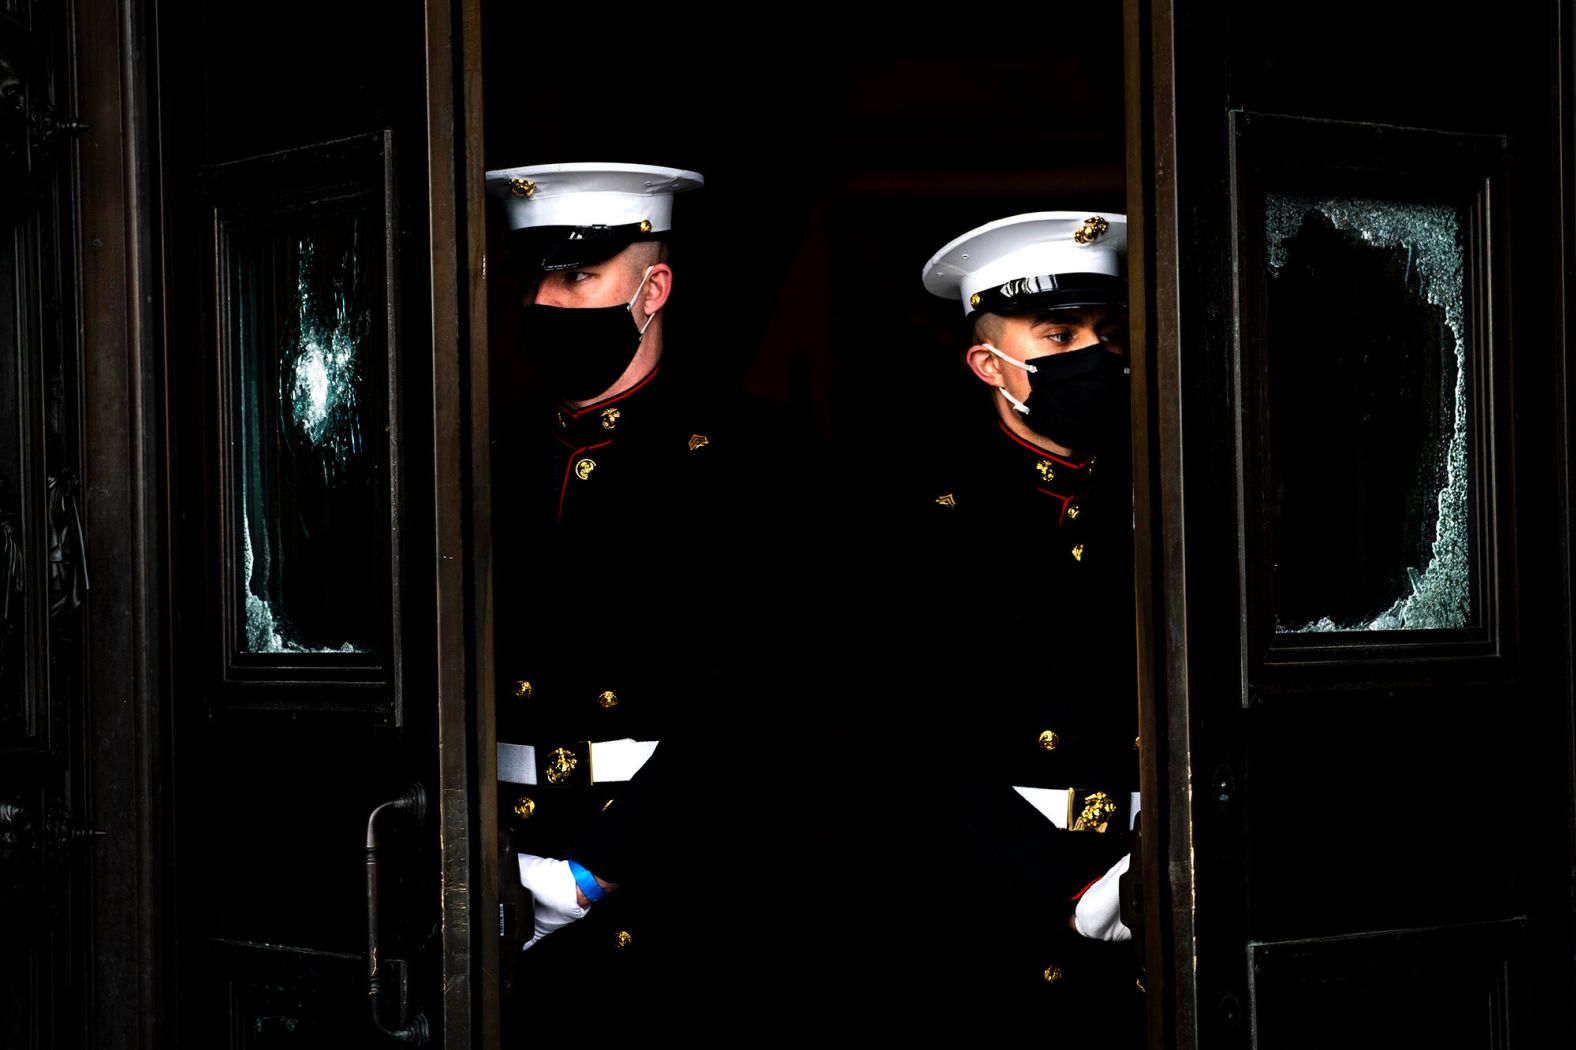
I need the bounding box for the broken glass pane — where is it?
[232,211,382,655]
[1266,195,1471,633]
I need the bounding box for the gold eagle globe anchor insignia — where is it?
[545,747,579,785]
[1073,215,1109,244]
[1071,790,1116,832]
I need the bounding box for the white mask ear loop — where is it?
[981,342,1033,413]
[982,343,1038,373]
[627,265,658,336]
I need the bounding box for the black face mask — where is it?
[990,342,1130,452]
[521,267,655,402]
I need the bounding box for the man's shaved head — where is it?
[624,239,669,276]
[972,311,1006,347]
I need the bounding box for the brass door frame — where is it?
[425,0,499,1044]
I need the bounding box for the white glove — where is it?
[517,854,589,950]
[1073,853,1132,942]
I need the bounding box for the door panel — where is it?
[1233,115,1520,944]
[215,942,369,1049]
[1128,4,1576,1047]
[155,1,482,1044]
[0,0,91,1046]
[1246,920,1519,1050]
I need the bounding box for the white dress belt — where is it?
[1012,787,1142,830]
[497,740,658,786]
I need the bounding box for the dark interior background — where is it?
[481,13,1127,487]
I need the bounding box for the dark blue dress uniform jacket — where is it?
[860,419,1142,1036]
[491,366,841,1023]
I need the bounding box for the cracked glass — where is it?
[1266,195,1472,634]
[232,212,382,655]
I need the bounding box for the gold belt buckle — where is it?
[1068,788,1118,833]
[539,742,590,788]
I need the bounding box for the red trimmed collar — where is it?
[554,365,662,420]
[994,420,1098,504]
[553,366,663,445]
[994,419,1092,469]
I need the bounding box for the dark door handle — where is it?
[0,798,104,879]
[366,784,429,1046]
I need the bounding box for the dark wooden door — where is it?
[153,0,490,1046]
[0,1,94,1046]
[1127,4,1576,1047]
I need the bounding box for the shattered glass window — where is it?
[1266,195,1472,633]
[232,211,383,655]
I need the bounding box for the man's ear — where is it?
[636,262,673,320]
[965,343,1005,387]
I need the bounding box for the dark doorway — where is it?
[480,5,1137,1035]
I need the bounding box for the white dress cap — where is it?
[484,161,705,234]
[922,211,1128,317]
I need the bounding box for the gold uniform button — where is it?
[1071,543,1085,562]
[1038,730,1060,751]
[596,690,619,709]
[512,679,533,700]
[1043,964,1065,984]
[574,458,596,480]
[1066,503,1081,520]
[512,796,536,819]
[613,930,634,950]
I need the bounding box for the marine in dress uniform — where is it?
[875,213,1142,1034]
[485,163,829,1025]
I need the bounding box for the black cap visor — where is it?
[964,272,1126,319]
[503,222,656,274]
